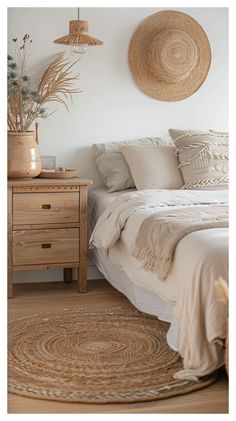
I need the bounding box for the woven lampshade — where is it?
[54,20,103,46]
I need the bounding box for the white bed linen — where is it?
[89,188,228,380]
[88,188,180,350]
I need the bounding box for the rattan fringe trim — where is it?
[8,307,217,403]
[54,34,103,46]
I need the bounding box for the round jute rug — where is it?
[8,307,217,403]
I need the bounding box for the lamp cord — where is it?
[78,7,80,19]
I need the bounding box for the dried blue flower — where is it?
[35,96,42,104]
[12,81,18,86]
[30,91,38,97]
[22,75,30,81]
[22,88,30,96]
[23,34,31,42]
[9,71,17,79]
[7,55,13,61]
[12,38,17,42]
[39,108,46,114]
[9,63,17,69]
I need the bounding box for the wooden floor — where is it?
[8,279,228,414]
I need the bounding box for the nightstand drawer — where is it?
[13,192,79,225]
[13,228,79,265]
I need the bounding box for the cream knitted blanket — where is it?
[132,204,228,279]
[90,189,228,279]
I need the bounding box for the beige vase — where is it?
[8,131,41,178]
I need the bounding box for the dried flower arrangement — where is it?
[7,34,80,132]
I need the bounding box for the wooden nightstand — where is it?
[8,177,92,298]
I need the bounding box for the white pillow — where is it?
[169,128,229,190]
[92,137,174,192]
[121,145,184,190]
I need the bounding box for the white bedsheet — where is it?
[89,188,228,380]
[88,188,180,350]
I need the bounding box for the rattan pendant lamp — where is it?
[53,8,103,55]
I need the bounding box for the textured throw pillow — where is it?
[92,137,174,192]
[209,129,229,136]
[169,129,229,190]
[121,145,184,190]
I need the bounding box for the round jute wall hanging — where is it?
[8,307,217,403]
[128,10,211,101]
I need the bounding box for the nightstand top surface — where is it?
[8,177,93,187]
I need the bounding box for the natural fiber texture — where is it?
[54,20,103,46]
[38,169,77,179]
[128,10,211,101]
[8,307,217,403]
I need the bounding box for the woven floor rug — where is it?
[8,307,217,403]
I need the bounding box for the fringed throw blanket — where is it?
[132,204,228,279]
[90,189,228,279]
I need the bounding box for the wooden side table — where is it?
[8,177,92,298]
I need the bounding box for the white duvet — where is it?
[90,189,228,380]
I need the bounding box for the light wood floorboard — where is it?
[8,279,228,414]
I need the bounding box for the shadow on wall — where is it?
[56,146,104,189]
[27,55,60,90]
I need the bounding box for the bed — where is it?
[89,130,229,381]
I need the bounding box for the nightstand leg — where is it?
[78,185,88,294]
[8,186,13,299]
[63,268,73,283]
[8,267,13,299]
[77,267,87,293]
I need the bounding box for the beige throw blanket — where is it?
[132,204,228,279]
[90,189,228,279]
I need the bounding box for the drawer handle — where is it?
[41,243,51,249]
[42,204,51,209]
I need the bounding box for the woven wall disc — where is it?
[128,10,211,101]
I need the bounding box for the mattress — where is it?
[88,188,179,350]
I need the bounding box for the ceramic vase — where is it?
[8,131,41,178]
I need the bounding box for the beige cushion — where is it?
[92,137,174,192]
[169,129,229,190]
[121,145,184,190]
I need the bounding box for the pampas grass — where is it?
[8,35,80,132]
[215,278,228,304]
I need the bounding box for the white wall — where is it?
[8,7,228,283]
